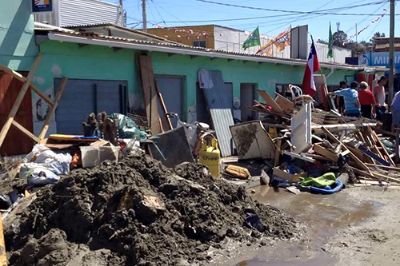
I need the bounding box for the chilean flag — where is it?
[302,38,320,97]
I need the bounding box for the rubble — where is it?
[5,154,299,265]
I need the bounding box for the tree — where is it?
[332,30,348,48]
[370,32,386,45]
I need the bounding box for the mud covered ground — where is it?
[218,185,400,266]
[4,153,299,265]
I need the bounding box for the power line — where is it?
[195,0,398,16]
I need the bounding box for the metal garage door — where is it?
[155,75,184,127]
[55,79,127,134]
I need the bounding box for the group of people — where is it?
[331,76,400,128]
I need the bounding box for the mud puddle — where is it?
[219,185,381,266]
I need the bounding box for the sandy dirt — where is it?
[217,185,400,266]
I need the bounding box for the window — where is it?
[193,40,206,48]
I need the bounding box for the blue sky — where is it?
[107,0,399,42]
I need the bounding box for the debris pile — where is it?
[5,154,298,265]
[244,90,400,191]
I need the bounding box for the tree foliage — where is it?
[332,30,348,47]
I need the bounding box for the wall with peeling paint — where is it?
[150,52,356,122]
[0,0,38,70]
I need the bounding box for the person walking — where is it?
[336,81,347,114]
[358,81,375,119]
[373,76,388,121]
[330,81,360,117]
[391,90,400,129]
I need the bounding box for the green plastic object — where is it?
[300,172,336,188]
[110,113,147,140]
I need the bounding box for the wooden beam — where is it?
[11,120,39,143]
[38,78,68,141]
[0,64,53,106]
[313,144,339,162]
[322,127,370,172]
[30,85,54,107]
[0,54,42,147]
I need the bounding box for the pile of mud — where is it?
[5,154,298,265]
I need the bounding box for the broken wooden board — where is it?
[291,102,312,153]
[322,127,370,172]
[275,93,295,114]
[257,89,283,113]
[273,167,302,183]
[313,143,339,162]
[138,55,162,134]
[230,121,275,160]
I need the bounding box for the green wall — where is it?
[0,0,38,70]
[34,40,356,134]
[150,52,356,122]
[32,41,139,134]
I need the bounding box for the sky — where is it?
[107,0,399,42]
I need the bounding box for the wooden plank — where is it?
[138,55,162,134]
[275,93,294,113]
[257,89,283,113]
[366,163,400,171]
[0,54,42,148]
[273,167,302,183]
[38,78,68,141]
[274,138,281,167]
[0,65,53,106]
[30,85,54,107]
[0,214,6,266]
[12,120,39,143]
[155,83,173,131]
[368,127,395,165]
[313,143,339,162]
[349,166,400,184]
[322,127,370,172]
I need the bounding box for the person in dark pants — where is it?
[358,81,375,119]
[374,76,388,121]
[336,81,347,114]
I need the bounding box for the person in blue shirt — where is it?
[391,90,400,129]
[330,81,361,117]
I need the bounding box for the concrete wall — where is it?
[34,40,356,134]
[32,41,140,134]
[0,0,39,70]
[150,51,356,122]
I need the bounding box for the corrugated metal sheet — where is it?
[199,70,234,157]
[59,0,122,26]
[34,0,123,27]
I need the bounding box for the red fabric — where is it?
[358,89,375,105]
[302,40,320,96]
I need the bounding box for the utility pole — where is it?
[388,0,395,104]
[142,0,147,31]
[355,23,358,44]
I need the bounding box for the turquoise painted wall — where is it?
[32,41,140,134]
[0,0,38,70]
[34,40,356,134]
[150,52,356,122]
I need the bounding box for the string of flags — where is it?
[256,28,291,56]
[348,9,387,41]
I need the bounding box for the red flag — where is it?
[302,39,320,96]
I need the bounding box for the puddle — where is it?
[232,186,380,266]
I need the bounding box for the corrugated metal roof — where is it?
[42,27,386,71]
